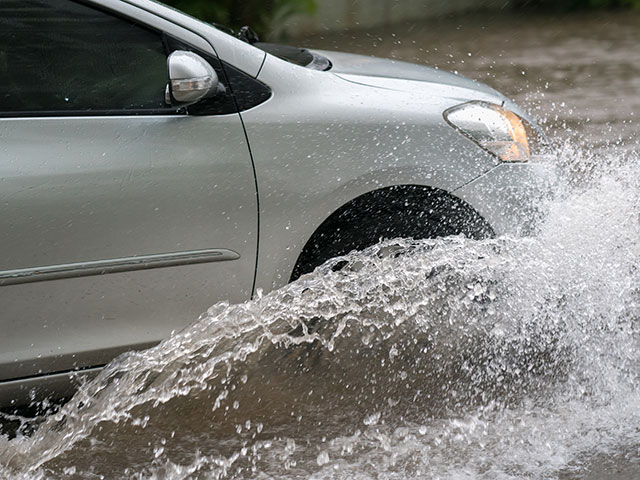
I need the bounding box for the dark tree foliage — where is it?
[515,0,640,10]
[162,0,316,37]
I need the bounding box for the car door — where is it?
[0,0,258,384]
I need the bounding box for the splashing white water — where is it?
[1,144,639,479]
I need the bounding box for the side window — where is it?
[0,0,168,114]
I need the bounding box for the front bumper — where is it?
[454,160,557,236]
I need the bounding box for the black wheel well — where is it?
[290,185,493,282]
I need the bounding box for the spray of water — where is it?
[0,140,639,479]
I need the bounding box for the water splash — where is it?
[1,144,639,479]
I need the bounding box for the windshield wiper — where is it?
[208,22,259,45]
[237,26,260,45]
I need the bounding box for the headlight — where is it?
[444,101,545,163]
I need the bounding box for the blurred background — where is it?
[164,0,640,151]
[162,0,640,38]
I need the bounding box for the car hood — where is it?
[314,49,505,100]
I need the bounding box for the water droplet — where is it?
[316,451,330,466]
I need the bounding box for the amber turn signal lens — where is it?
[444,101,542,163]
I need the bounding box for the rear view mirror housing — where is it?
[166,50,218,107]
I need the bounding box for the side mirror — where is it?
[166,50,218,107]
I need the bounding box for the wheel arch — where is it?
[290,184,493,282]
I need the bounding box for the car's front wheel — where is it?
[290,185,493,281]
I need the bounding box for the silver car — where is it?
[0,0,553,408]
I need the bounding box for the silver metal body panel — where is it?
[248,53,505,292]
[0,0,554,405]
[0,264,240,382]
[317,49,504,99]
[0,0,259,386]
[454,162,556,236]
[0,113,258,381]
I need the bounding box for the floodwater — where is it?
[2,9,640,480]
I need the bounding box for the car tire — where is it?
[290,186,492,281]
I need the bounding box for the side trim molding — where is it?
[0,249,240,286]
